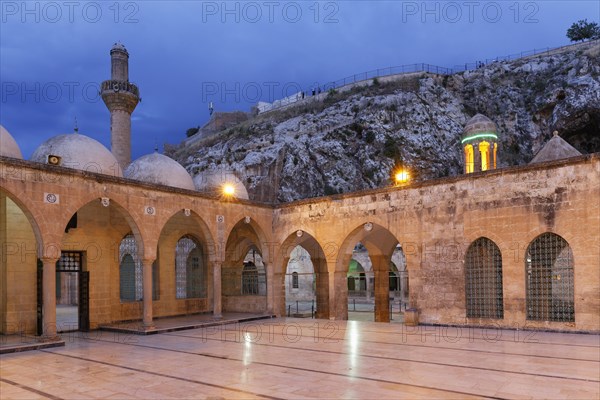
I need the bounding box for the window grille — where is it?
[292,272,299,289]
[526,233,574,322]
[57,252,82,271]
[175,237,204,299]
[120,254,137,301]
[465,237,504,319]
[242,262,259,295]
[152,261,160,300]
[119,234,158,301]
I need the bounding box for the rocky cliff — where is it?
[166,41,600,203]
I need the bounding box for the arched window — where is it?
[479,141,490,171]
[119,234,142,302]
[464,144,474,174]
[120,254,136,301]
[119,233,158,302]
[465,237,504,319]
[152,258,160,300]
[175,236,205,299]
[493,143,497,169]
[292,271,299,289]
[242,262,259,295]
[526,233,574,322]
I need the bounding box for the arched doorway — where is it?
[156,210,213,318]
[0,189,42,335]
[344,242,408,322]
[285,245,316,317]
[278,231,329,319]
[347,243,372,318]
[337,223,405,322]
[222,219,269,313]
[60,198,141,331]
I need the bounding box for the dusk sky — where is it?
[1,0,598,159]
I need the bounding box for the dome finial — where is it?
[553,130,559,137]
[74,116,79,134]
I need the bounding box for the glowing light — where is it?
[461,132,498,144]
[479,141,490,171]
[464,144,474,174]
[223,184,235,196]
[394,169,410,184]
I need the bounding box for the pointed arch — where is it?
[225,217,271,264]
[278,229,328,272]
[279,230,329,318]
[336,222,402,322]
[62,195,145,260]
[0,186,45,255]
[0,187,43,334]
[464,237,504,319]
[526,232,574,322]
[222,218,271,313]
[336,222,401,272]
[157,208,216,262]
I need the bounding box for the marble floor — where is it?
[56,305,78,332]
[1,318,598,399]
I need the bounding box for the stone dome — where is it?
[0,125,23,159]
[125,152,195,190]
[30,133,122,177]
[462,114,498,142]
[194,169,249,200]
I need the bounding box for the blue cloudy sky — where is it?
[1,0,598,159]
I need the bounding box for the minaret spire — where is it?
[101,42,140,169]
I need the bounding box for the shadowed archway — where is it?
[278,230,330,319]
[337,222,401,322]
[222,218,271,313]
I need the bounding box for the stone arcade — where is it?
[1,44,598,341]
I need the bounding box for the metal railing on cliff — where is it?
[260,40,598,114]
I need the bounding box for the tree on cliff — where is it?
[186,127,200,137]
[566,20,600,42]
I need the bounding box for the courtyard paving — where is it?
[1,318,598,399]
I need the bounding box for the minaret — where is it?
[101,43,140,169]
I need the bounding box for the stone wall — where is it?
[273,155,600,332]
[0,154,598,333]
[0,157,274,334]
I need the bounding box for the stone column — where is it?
[328,266,348,321]
[266,262,274,314]
[365,270,371,300]
[213,262,222,318]
[274,270,286,317]
[142,259,154,329]
[372,255,390,323]
[314,258,330,319]
[42,257,59,339]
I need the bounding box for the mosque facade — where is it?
[1,44,598,339]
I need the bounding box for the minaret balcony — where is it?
[101,80,140,98]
